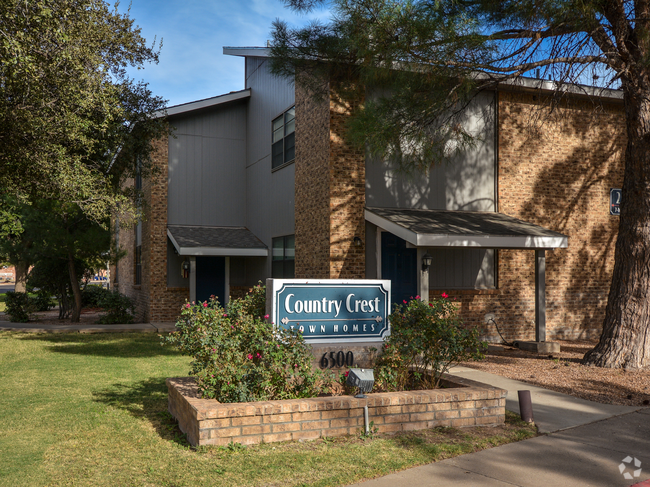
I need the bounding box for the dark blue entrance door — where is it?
[196,256,226,305]
[381,233,417,307]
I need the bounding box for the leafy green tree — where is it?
[0,199,112,322]
[271,0,650,368]
[0,0,168,223]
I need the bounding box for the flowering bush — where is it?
[374,294,486,391]
[162,285,326,403]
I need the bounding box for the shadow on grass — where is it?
[19,333,183,358]
[93,376,191,448]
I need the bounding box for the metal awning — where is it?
[365,207,568,249]
[167,225,268,256]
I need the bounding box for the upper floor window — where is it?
[272,235,295,278]
[272,107,295,169]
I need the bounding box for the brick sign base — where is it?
[167,375,507,447]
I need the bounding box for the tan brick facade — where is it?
[168,374,506,446]
[112,137,188,323]
[431,91,625,341]
[295,85,366,279]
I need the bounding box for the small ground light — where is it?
[346,368,374,398]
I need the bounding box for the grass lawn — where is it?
[0,293,6,312]
[0,332,536,486]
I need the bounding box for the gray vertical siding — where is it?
[167,239,189,288]
[244,57,296,283]
[167,101,248,226]
[365,90,496,211]
[366,91,497,289]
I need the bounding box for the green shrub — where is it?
[375,295,486,391]
[31,290,54,312]
[82,284,110,308]
[97,290,135,324]
[4,291,35,322]
[163,285,327,403]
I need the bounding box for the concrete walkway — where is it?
[450,366,641,434]
[350,367,650,487]
[0,320,177,333]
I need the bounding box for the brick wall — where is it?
[168,375,506,446]
[146,137,188,322]
[111,137,189,323]
[295,82,332,279]
[295,83,366,279]
[434,91,626,341]
[329,93,366,278]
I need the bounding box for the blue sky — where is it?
[117,0,329,107]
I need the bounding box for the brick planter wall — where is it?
[167,375,506,447]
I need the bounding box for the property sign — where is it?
[610,188,622,216]
[267,279,391,343]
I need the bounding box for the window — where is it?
[134,163,142,285]
[272,107,295,169]
[272,235,295,278]
[134,244,142,285]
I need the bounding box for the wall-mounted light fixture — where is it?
[353,236,363,247]
[422,252,433,271]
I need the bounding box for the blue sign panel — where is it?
[268,279,391,343]
[610,188,622,216]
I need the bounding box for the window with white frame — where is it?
[272,107,295,169]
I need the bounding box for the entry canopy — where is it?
[167,225,268,256]
[365,207,568,249]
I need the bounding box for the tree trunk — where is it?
[67,252,82,323]
[14,261,28,293]
[583,84,650,368]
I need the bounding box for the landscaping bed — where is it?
[462,340,650,406]
[168,374,506,446]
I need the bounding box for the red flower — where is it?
[403,300,407,304]
[247,354,253,360]
[203,302,208,307]
[441,292,449,299]
[344,371,349,377]
[415,295,420,299]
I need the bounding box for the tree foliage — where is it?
[271,0,650,368]
[0,198,114,321]
[0,0,168,222]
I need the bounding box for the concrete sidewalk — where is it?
[450,366,640,434]
[0,320,177,333]
[350,367,649,487]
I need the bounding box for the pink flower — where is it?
[185,303,191,309]
[247,354,253,360]
[441,292,449,299]
[294,364,298,368]
[264,314,269,319]
[344,371,349,377]
[256,352,262,358]
[403,300,407,304]
[223,313,227,317]
[231,325,234,329]
[415,295,420,299]
[203,302,208,307]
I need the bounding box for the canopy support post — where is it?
[535,250,546,342]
